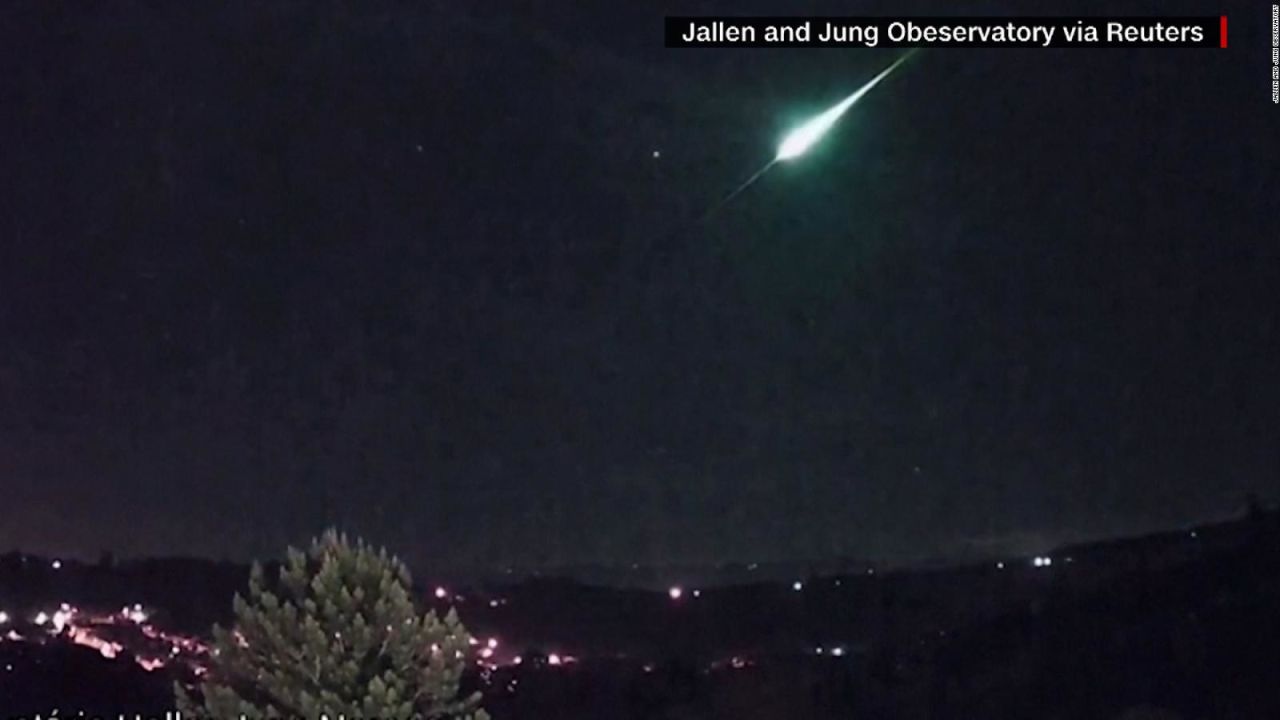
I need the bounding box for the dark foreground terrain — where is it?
[2,509,1278,719]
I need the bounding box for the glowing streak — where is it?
[701,50,918,220]
[775,50,917,161]
[701,161,777,220]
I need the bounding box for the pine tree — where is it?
[175,529,489,719]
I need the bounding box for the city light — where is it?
[52,605,73,632]
[123,604,148,623]
[5,600,210,675]
[668,586,683,600]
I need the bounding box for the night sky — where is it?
[1,1,1276,570]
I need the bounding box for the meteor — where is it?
[702,49,919,220]
[775,49,917,162]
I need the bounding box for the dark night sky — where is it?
[1,1,1276,569]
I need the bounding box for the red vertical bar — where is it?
[1220,16,1227,48]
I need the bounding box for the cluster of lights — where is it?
[666,586,705,601]
[467,635,504,665]
[504,652,577,668]
[2,596,781,685]
[123,603,149,624]
[431,586,469,603]
[2,560,948,686]
[0,601,209,676]
[1032,556,1053,568]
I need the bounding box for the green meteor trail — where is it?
[702,49,919,220]
[775,49,918,162]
